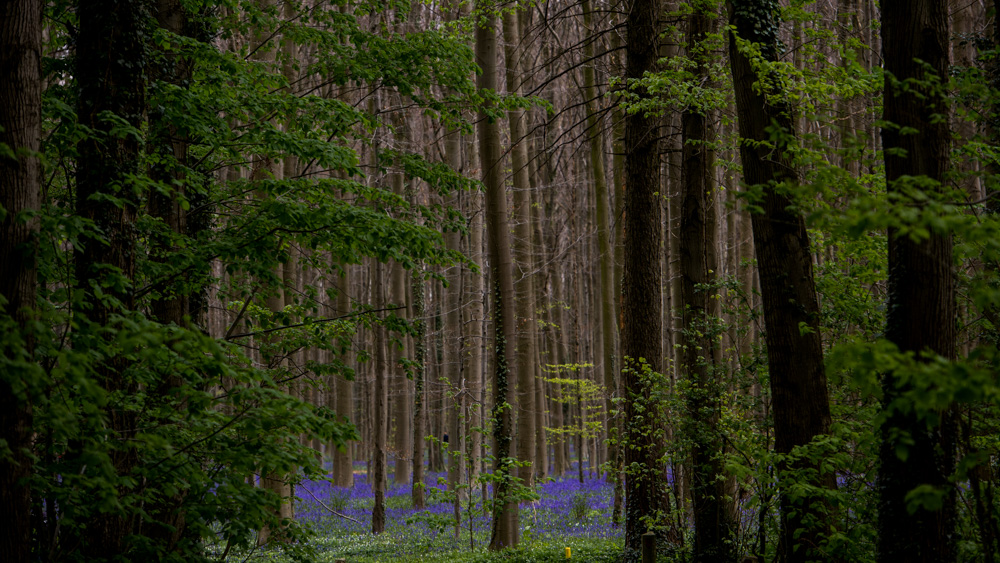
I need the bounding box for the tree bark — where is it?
[582,0,619,494]
[681,5,733,561]
[0,0,40,560]
[74,0,147,556]
[372,259,388,534]
[727,1,836,560]
[879,1,956,561]
[503,4,537,498]
[411,263,427,508]
[622,0,665,552]
[332,266,355,487]
[477,6,519,549]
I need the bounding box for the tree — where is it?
[878,1,956,560]
[476,3,519,549]
[0,0,41,560]
[503,1,537,496]
[727,0,836,560]
[581,0,619,505]
[680,2,734,560]
[71,0,148,556]
[622,0,665,553]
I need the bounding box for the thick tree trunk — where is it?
[727,2,836,561]
[878,2,956,561]
[622,0,664,552]
[681,6,733,561]
[74,0,147,557]
[0,0,40,560]
[477,6,519,550]
[503,6,537,499]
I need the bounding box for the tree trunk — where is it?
[372,259,388,534]
[392,262,412,485]
[333,267,355,488]
[879,1,956,561]
[477,6,519,550]
[411,264,427,508]
[464,137,485,492]
[622,0,665,552]
[444,128,465,505]
[582,0,619,494]
[681,5,733,561]
[74,0,147,556]
[727,1,836,560]
[0,0,40,560]
[502,6,537,497]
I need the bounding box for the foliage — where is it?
[4,0,483,560]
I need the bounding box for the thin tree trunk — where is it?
[372,259,388,534]
[333,267,355,488]
[411,263,427,508]
[444,128,465,504]
[582,0,619,495]
[464,139,485,492]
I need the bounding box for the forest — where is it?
[2,0,1000,561]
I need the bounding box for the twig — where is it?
[225,306,404,340]
[225,289,257,340]
[302,484,363,525]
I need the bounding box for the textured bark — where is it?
[681,6,733,561]
[503,5,537,496]
[411,264,427,509]
[464,132,485,491]
[0,0,40,560]
[582,0,619,495]
[444,123,464,504]
[878,1,956,561]
[622,0,664,552]
[477,7,518,550]
[727,1,835,560]
[372,260,388,534]
[142,0,203,551]
[73,0,147,556]
[609,13,627,526]
[391,266,412,486]
[149,0,193,328]
[333,268,355,488]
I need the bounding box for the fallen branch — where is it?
[302,484,363,525]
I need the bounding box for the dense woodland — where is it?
[3,0,1000,561]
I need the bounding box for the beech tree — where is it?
[727,0,836,560]
[0,1,40,561]
[621,0,665,552]
[680,2,733,560]
[476,4,519,550]
[10,0,1000,560]
[878,1,956,560]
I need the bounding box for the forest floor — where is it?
[234,462,624,562]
